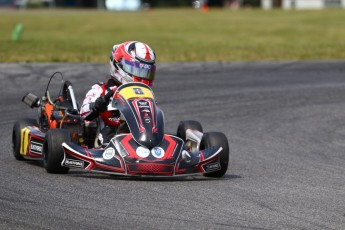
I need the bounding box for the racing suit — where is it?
[80,78,120,146]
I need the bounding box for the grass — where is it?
[0,8,345,63]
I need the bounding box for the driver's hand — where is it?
[93,96,108,112]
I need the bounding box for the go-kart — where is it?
[12,73,229,177]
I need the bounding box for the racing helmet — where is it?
[110,41,156,86]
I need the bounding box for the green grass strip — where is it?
[1,8,345,62]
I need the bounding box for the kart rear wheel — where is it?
[176,120,203,141]
[43,129,70,174]
[200,132,229,178]
[12,118,38,161]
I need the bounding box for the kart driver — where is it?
[80,41,156,146]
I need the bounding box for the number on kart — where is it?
[133,88,144,95]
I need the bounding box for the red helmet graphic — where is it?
[110,41,156,86]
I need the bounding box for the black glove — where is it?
[92,96,108,113]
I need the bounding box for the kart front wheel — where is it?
[43,129,70,174]
[12,118,38,161]
[200,132,229,178]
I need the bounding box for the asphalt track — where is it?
[1,61,345,229]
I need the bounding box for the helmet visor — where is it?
[121,59,156,81]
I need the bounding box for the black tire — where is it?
[43,129,70,174]
[200,132,229,178]
[12,118,38,161]
[176,120,203,141]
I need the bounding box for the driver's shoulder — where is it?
[90,82,105,92]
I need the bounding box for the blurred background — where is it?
[1,0,344,63]
[0,0,344,10]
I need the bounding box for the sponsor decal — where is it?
[136,146,150,158]
[103,148,115,160]
[139,63,153,69]
[204,162,221,172]
[108,117,120,122]
[30,141,43,154]
[138,101,147,105]
[138,101,149,108]
[65,159,84,168]
[144,118,151,123]
[151,147,165,159]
